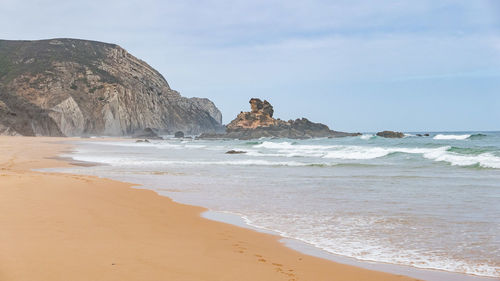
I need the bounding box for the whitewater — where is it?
[51,131,500,279]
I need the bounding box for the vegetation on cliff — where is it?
[0,38,224,136]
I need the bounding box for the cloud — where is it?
[1,0,499,130]
[162,32,500,84]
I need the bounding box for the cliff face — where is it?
[0,38,224,136]
[200,98,360,140]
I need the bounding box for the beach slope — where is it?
[0,136,419,281]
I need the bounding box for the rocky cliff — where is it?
[0,38,224,136]
[199,98,360,140]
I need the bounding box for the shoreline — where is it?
[0,136,492,281]
[57,137,499,281]
[202,211,496,281]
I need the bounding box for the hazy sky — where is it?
[1,0,499,132]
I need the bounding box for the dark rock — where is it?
[376,131,405,138]
[199,98,360,140]
[250,98,274,117]
[0,38,224,136]
[225,150,246,154]
[135,139,150,143]
[416,134,422,137]
[174,131,184,138]
[424,133,430,137]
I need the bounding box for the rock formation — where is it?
[199,98,360,140]
[376,131,405,138]
[0,38,224,136]
[226,98,277,130]
[225,150,246,154]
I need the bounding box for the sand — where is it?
[0,136,420,281]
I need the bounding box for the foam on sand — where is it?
[60,136,500,279]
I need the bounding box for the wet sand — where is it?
[0,136,420,281]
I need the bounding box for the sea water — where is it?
[54,132,500,278]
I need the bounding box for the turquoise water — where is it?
[58,132,500,278]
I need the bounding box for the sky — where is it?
[1,0,499,132]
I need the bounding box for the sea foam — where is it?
[423,150,500,169]
[360,134,375,140]
[254,141,450,161]
[433,134,471,140]
[251,141,500,168]
[68,153,331,167]
[61,136,500,278]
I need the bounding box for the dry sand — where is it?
[0,136,421,281]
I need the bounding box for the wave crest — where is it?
[423,150,500,169]
[251,141,500,168]
[360,134,375,140]
[433,134,471,140]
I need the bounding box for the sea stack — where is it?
[199,98,360,140]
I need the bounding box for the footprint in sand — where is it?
[232,243,247,253]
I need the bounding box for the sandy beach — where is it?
[0,136,421,281]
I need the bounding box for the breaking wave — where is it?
[433,134,471,140]
[252,141,500,168]
[68,154,334,168]
[422,150,500,169]
[62,135,500,278]
[360,134,375,140]
[432,134,487,140]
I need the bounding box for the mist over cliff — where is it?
[0,38,224,136]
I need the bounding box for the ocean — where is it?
[52,132,500,279]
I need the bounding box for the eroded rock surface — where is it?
[226,98,277,130]
[200,98,360,140]
[0,38,224,136]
